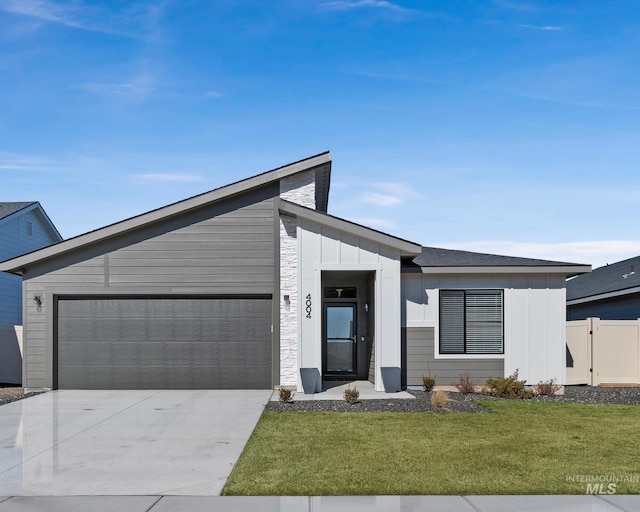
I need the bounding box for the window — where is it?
[439,290,503,355]
[26,221,33,236]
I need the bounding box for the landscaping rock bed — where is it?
[0,387,45,406]
[267,386,640,413]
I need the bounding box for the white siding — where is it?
[298,218,402,391]
[402,273,567,385]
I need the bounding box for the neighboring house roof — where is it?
[567,255,640,304]
[404,246,590,276]
[0,202,36,220]
[0,201,62,241]
[0,153,332,275]
[279,199,422,256]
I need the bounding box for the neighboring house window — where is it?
[440,290,503,354]
[27,221,33,236]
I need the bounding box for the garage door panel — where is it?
[57,297,272,389]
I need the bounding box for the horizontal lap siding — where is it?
[404,327,503,387]
[22,185,277,388]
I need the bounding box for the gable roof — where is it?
[404,246,590,276]
[279,199,422,256]
[0,201,62,241]
[0,153,331,275]
[0,202,36,220]
[567,255,640,303]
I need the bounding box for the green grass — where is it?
[223,401,640,495]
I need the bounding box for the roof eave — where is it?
[278,200,422,256]
[403,265,592,276]
[567,284,640,305]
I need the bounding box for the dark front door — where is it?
[323,303,357,377]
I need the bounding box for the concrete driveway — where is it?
[0,390,271,496]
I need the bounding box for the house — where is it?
[567,256,640,321]
[0,202,62,384]
[0,153,590,391]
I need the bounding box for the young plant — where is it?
[278,387,295,403]
[431,390,452,410]
[456,373,475,394]
[485,369,535,399]
[533,378,561,396]
[422,375,436,392]
[344,385,360,405]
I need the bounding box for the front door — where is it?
[323,303,357,377]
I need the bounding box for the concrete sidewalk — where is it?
[1,495,639,511]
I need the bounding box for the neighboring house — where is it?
[0,202,62,384]
[567,256,640,321]
[0,153,589,391]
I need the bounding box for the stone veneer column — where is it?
[278,171,315,386]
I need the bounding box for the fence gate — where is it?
[566,318,640,386]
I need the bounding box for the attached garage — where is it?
[55,296,272,389]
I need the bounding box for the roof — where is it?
[567,255,640,303]
[0,202,36,220]
[278,200,422,256]
[403,246,591,276]
[0,153,331,275]
[0,201,62,241]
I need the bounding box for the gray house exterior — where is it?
[0,153,589,391]
[0,202,62,384]
[567,256,640,321]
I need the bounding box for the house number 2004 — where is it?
[305,294,312,319]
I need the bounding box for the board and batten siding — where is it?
[298,218,402,392]
[402,273,567,385]
[0,208,60,326]
[21,185,277,389]
[404,327,503,386]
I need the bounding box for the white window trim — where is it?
[434,288,506,360]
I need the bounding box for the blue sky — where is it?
[1,0,639,268]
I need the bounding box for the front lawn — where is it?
[223,401,640,495]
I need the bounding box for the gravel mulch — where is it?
[0,387,45,406]
[267,386,640,413]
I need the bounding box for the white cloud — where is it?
[519,24,562,31]
[78,74,155,102]
[136,173,203,183]
[434,240,640,270]
[204,90,224,98]
[348,217,397,230]
[0,0,167,39]
[361,192,402,206]
[0,152,65,172]
[321,0,408,13]
[359,181,420,207]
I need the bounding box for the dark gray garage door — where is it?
[56,297,272,389]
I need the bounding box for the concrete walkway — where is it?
[1,495,639,511]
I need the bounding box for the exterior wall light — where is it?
[34,295,42,306]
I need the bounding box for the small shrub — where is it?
[456,373,475,394]
[422,375,436,392]
[431,390,452,410]
[485,369,535,399]
[344,386,360,405]
[534,378,561,396]
[278,387,294,403]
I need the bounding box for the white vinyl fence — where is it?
[566,318,640,386]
